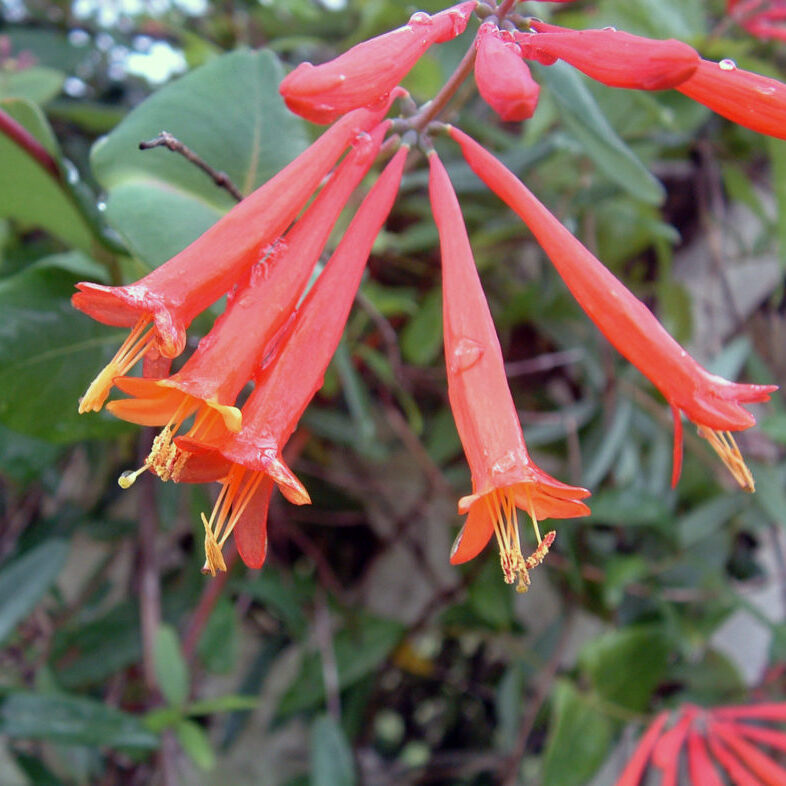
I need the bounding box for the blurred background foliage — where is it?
[0,0,785,784]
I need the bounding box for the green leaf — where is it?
[197,596,238,674]
[0,422,62,483]
[278,616,404,718]
[154,624,189,707]
[0,692,159,749]
[0,252,132,442]
[0,539,68,646]
[0,98,95,252]
[587,488,672,527]
[91,48,308,268]
[0,67,64,104]
[751,463,786,527]
[542,680,613,786]
[768,137,786,269]
[400,288,443,366]
[535,62,665,206]
[175,719,215,771]
[310,715,356,786]
[579,627,671,712]
[678,495,748,548]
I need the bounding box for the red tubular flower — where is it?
[676,58,786,141]
[618,703,786,785]
[174,147,409,574]
[474,23,540,121]
[616,711,669,786]
[516,21,699,90]
[728,1,786,43]
[448,125,777,491]
[73,101,397,414]
[107,124,388,487]
[428,151,589,592]
[688,729,725,786]
[278,2,475,124]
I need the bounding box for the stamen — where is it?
[118,464,150,489]
[147,397,198,481]
[487,486,556,592]
[78,316,155,413]
[199,465,264,575]
[697,426,755,492]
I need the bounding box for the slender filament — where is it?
[486,486,555,593]
[697,426,755,492]
[79,316,155,413]
[201,464,264,576]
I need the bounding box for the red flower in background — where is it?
[107,124,388,487]
[728,0,786,42]
[474,23,540,121]
[73,102,395,413]
[429,150,589,592]
[448,126,776,490]
[279,1,475,124]
[618,703,786,785]
[175,148,408,574]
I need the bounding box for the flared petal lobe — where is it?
[279,2,475,123]
[518,22,699,90]
[448,125,776,489]
[474,24,540,121]
[676,58,786,141]
[429,150,588,590]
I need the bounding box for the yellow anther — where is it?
[697,426,755,492]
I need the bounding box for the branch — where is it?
[139,131,243,202]
[0,106,61,181]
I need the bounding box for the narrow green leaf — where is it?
[400,288,443,366]
[0,539,68,646]
[175,719,215,771]
[310,715,356,786]
[536,63,665,205]
[542,681,613,786]
[154,624,189,707]
[0,692,159,749]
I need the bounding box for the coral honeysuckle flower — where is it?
[516,21,699,90]
[73,100,398,414]
[428,150,590,592]
[474,23,540,121]
[174,147,409,575]
[676,57,786,141]
[278,2,475,124]
[448,125,777,491]
[108,124,389,488]
[619,703,786,785]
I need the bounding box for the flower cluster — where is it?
[75,0,782,588]
[618,703,786,785]
[728,0,786,43]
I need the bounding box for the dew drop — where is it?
[449,337,484,374]
[719,58,737,71]
[409,11,432,26]
[602,26,617,32]
[491,450,518,476]
[757,85,776,96]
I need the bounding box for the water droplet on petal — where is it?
[757,85,776,96]
[602,26,617,32]
[491,450,518,476]
[409,11,432,26]
[449,337,484,374]
[719,58,737,71]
